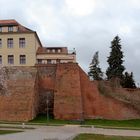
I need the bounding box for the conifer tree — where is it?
[106,36,125,80]
[88,51,103,80]
[122,72,136,88]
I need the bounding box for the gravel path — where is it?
[0,125,140,140]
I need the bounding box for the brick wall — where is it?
[54,63,83,120]
[0,67,38,121]
[37,65,56,115]
[0,64,140,121]
[79,67,140,120]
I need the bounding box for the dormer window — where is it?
[8,26,13,32]
[47,49,50,53]
[58,49,61,53]
[52,49,55,53]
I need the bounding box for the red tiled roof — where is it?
[0,19,33,32]
[0,19,18,26]
[37,47,47,54]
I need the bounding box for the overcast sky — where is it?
[0,0,140,85]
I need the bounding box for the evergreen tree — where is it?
[88,51,103,80]
[122,72,136,88]
[106,36,125,80]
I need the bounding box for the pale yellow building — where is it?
[36,47,76,64]
[0,19,42,66]
[0,19,76,66]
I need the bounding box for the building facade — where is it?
[0,19,42,66]
[0,19,76,66]
[36,47,76,64]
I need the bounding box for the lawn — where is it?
[0,130,23,135]
[73,134,140,140]
[85,119,140,128]
[29,114,140,129]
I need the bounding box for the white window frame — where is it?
[20,55,26,64]
[19,38,25,48]
[8,55,14,64]
[8,26,13,32]
[7,38,13,48]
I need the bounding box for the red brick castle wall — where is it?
[0,64,140,121]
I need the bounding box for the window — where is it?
[20,55,26,64]
[0,56,2,64]
[47,59,52,64]
[38,59,42,64]
[8,26,13,32]
[7,38,13,48]
[56,59,60,63]
[47,49,50,53]
[19,38,25,48]
[52,49,55,53]
[0,39,2,48]
[0,27,2,32]
[8,55,14,64]
[58,49,61,53]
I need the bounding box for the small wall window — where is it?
[8,55,14,64]
[8,26,13,32]
[20,55,26,64]
[47,59,52,64]
[38,59,42,64]
[19,38,25,48]
[47,49,50,53]
[56,59,60,63]
[7,38,13,48]
[0,55,2,64]
[58,49,61,53]
[52,49,55,53]
[0,39,2,48]
[0,27,2,32]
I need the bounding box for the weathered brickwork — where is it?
[0,67,38,121]
[54,63,83,120]
[79,67,140,120]
[37,65,56,115]
[0,64,140,121]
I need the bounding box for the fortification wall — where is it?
[0,64,140,121]
[79,67,140,120]
[54,63,83,120]
[0,67,38,121]
[37,65,56,114]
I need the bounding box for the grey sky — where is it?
[0,0,140,85]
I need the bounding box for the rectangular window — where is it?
[20,55,26,64]
[8,55,14,64]
[0,39,2,48]
[7,38,13,48]
[8,26,13,32]
[0,56,2,64]
[19,38,25,48]
[52,49,55,53]
[58,49,61,53]
[0,27,2,32]
[38,59,42,64]
[47,59,52,64]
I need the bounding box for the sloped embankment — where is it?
[98,81,140,112]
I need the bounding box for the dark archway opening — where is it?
[39,90,54,119]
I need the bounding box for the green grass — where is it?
[1,114,140,129]
[29,114,81,125]
[73,134,140,140]
[85,119,140,128]
[0,130,23,135]
[29,114,140,129]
